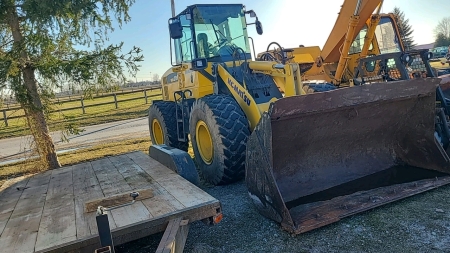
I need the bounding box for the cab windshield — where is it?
[374,17,402,53]
[349,16,402,55]
[192,5,251,61]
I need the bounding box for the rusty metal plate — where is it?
[269,78,447,203]
[246,78,450,235]
[287,175,450,234]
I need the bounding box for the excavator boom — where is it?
[321,0,384,63]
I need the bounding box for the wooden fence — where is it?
[1,87,162,127]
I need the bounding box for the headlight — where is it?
[426,52,433,60]
[401,54,410,64]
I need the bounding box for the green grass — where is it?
[431,60,450,70]
[0,137,152,187]
[0,89,162,139]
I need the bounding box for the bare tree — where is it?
[435,33,450,47]
[153,73,160,83]
[434,17,450,39]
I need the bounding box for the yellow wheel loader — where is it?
[148,3,450,234]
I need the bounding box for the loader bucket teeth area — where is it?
[246,78,450,234]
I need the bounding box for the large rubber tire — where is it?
[189,94,250,185]
[148,101,189,151]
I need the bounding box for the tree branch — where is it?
[0,39,13,48]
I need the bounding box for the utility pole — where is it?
[171,0,175,17]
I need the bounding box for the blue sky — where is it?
[103,0,448,81]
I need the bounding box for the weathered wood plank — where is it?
[0,171,51,252]
[0,176,30,236]
[108,154,155,190]
[126,151,178,181]
[85,188,154,213]
[25,171,52,188]
[109,201,153,228]
[38,201,221,253]
[90,157,132,230]
[9,186,47,219]
[0,212,12,238]
[141,193,185,218]
[155,218,181,253]
[1,213,43,253]
[115,153,186,217]
[155,218,190,253]
[8,171,51,219]
[91,157,151,228]
[91,157,132,196]
[1,151,221,253]
[72,161,105,238]
[157,176,216,207]
[0,174,31,191]
[0,177,30,214]
[106,155,154,227]
[35,166,77,252]
[127,151,216,207]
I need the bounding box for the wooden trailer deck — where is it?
[0,151,222,253]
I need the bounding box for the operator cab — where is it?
[168,4,263,69]
[349,15,403,55]
[350,15,435,83]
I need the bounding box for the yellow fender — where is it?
[217,65,261,131]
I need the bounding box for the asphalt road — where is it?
[0,117,149,164]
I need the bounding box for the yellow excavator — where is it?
[258,0,417,86]
[148,1,450,234]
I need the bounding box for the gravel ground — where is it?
[116,179,450,253]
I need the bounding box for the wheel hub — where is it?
[152,118,164,144]
[196,120,213,164]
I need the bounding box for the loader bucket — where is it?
[246,78,450,234]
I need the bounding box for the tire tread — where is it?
[190,95,250,185]
[149,101,188,151]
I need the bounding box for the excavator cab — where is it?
[353,50,435,84]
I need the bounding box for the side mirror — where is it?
[245,10,256,18]
[255,20,263,35]
[169,18,183,39]
[191,58,208,71]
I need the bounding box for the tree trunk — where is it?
[7,4,61,169]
